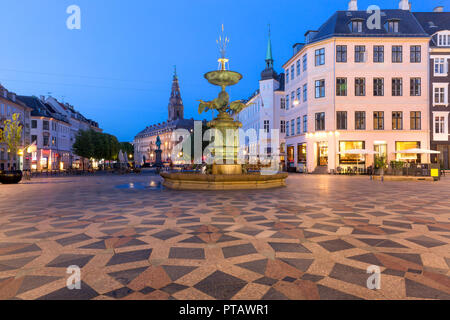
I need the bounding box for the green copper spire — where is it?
[265,24,273,68]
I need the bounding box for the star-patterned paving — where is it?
[0,174,449,300]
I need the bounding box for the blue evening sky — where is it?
[0,0,444,141]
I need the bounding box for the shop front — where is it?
[433,144,450,169]
[338,141,365,171]
[395,141,421,164]
[297,143,307,172]
[287,145,295,172]
[374,141,387,168]
[317,142,328,167]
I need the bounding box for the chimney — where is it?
[348,0,358,11]
[399,0,410,10]
[434,6,444,12]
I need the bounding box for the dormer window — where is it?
[349,19,363,33]
[437,32,450,47]
[385,20,400,33]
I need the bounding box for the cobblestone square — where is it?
[0,174,449,300]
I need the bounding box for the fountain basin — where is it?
[204,70,242,87]
[160,172,288,190]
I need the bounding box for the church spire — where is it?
[261,25,278,81]
[168,67,184,121]
[265,24,274,69]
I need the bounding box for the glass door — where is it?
[374,144,387,168]
[317,142,328,166]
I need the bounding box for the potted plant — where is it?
[0,113,23,184]
[374,157,387,176]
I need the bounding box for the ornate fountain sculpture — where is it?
[160,25,288,190]
[197,25,247,175]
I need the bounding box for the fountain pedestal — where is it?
[154,149,162,167]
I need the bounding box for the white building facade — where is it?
[234,32,286,165]
[282,0,431,173]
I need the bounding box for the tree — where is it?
[72,130,94,169]
[119,142,134,160]
[72,130,122,169]
[0,113,23,171]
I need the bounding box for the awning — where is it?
[394,148,440,154]
[338,149,377,155]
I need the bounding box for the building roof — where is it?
[16,96,70,124]
[135,118,197,139]
[0,85,29,110]
[413,12,450,35]
[307,9,429,45]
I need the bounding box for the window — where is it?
[340,141,366,164]
[43,121,49,131]
[392,78,403,96]
[264,120,270,133]
[303,84,307,101]
[286,121,290,137]
[296,60,301,76]
[297,143,306,163]
[43,135,49,146]
[410,111,421,130]
[433,84,447,105]
[302,54,307,71]
[374,46,384,63]
[296,88,301,103]
[31,120,37,129]
[280,98,285,109]
[286,95,290,110]
[434,58,447,75]
[336,45,347,62]
[296,117,301,134]
[315,48,325,66]
[336,78,347,96]
[373,78,384,96]
[286,69,289,84]
[386,20,399,33]
[410,78,421,96]
[31,135,37,143]
[280,120,286,133]
[355,78,365,96]
[437,33,450,47]
[315,80,325,98]
[355,111,366,130]
[303,115,307,133]
[392,111,403,130]
[291,92,295,106]
[350,20,363,33]
[392,46,403,63]
[396,141,420,163]
[52,136,57,146]
[373,111,384,130]
[336,111,347,130]
[290,119,295,136]
[355,46,366,63]
[315,112,325,131]
[290,65,295,80]
[410,46,421,63]
[435,115,446,134]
